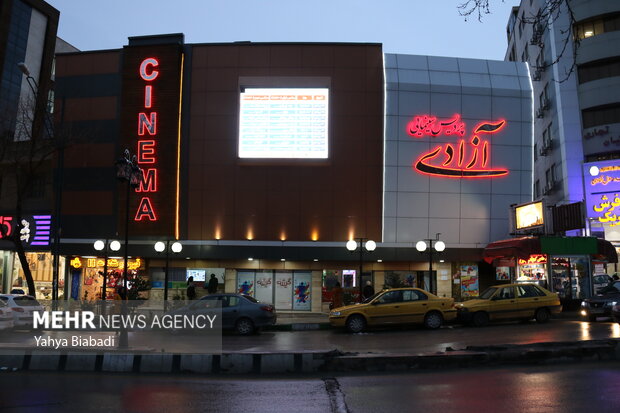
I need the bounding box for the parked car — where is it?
[612,302,620,323]
[170,293,276,335]
[580,281,620,321]
[0,300,14,330]
[329,287,457,333]
[0,294,44,329]
[455,283,562,327]
[593,275,613,294]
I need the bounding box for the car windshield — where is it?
[362,292,382,304]
[14,296,41,306]
[593,275,609,284]
[479,287,499,300]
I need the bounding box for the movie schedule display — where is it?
[238,88,329,159]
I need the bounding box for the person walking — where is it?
[332,282,344,309]
[207,273,219,294]
[363,280,375,300]
[187,276,196,300]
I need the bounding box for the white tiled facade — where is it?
[383,54,533,248]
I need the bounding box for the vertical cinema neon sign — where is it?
[135,57,159,221]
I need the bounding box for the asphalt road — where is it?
[0,362,618,412]
[2,318,619,354]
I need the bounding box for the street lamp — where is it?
[115,149,143,294]
[114,149,142,349]
[154,240,182,309]
[94,239,121,300]
[346,238,376,301]
[416,233,445,295]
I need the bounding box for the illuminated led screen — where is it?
[515,201,544,230]
[238,88,329,159]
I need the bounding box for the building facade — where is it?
[506,0,620,240]
[37,34,535,310]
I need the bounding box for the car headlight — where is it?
[581,301,589,307]
[330,311,341,316]
[606,301,617,307]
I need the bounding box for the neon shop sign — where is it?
[407,114,508,178]
[0,215,52,246]
[135,57,159,221]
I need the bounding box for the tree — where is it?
[0,92,69,297]
[458,0,579,82]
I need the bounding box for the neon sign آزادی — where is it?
[135,57,159,221]
[407,114,509,178]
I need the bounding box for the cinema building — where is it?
[5,33,552,309]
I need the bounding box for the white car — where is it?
[0,294,44,329]
[0,300,14,330]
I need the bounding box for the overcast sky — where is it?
[47,0,519,60]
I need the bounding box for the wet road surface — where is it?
[0,362,618,412]
[2,318,619,354]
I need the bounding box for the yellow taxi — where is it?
[329,288,457,333]
[455,283,562,326]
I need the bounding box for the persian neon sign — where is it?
[407,114,508,178]
[135,57,159,221]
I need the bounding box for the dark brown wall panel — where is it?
[187,43,384,242]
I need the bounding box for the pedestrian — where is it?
[363,280,375,300]
[332,282,344,309]
[207,273,219,294]
[187,276,196,300]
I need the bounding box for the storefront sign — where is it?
[582,123,620,156]
[496,267,510,281]
[583,160,620,226]
[237,273,255,296]
[407,114,508,178]
[0,214,52,247]
[518,254,547,265]
[121,43,184,238]
[255,271,274,304]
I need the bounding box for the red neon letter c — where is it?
[140,58,159,81]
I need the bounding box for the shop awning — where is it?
[482,237,541,264]
[483,236,618,264]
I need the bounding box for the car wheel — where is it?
[346,315,366,333]
[235,318,255,335]
[588,315,597,322]
[535,308,550,323]
[424,311,443,330]
[472,311,489,327]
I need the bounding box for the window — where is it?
[574,13,620,40]
[545,168,553,187]
[517,284,546,298]
[521,46,529,63]
[519,14,525,37]
[496,287,515,300]
[582,104,620,129]
[377,291,402,304]
[539,83,549,109]
[534,180,540,198]
[578,58,620,84]
[534,143,538,161]
[403,290,428,301]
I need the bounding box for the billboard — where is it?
[584,160,620,227]
[238,88,329,159]
[514,201,544,231]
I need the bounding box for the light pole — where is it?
[416,233,445,295]
[154,240,182,310]
[346,238,376,302]
[94,239,121,300]
[115,149,142,295]
[114,149,142,349]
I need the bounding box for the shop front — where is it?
[483,236,617,307]
[68,256,147,301]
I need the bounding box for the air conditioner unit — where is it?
[536,107,545,118]
[543,181,555,195]
[539,146,548,157]
[532,70,542,81]
[542,97,551,110]
[543,137,553,152]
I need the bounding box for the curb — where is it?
[1,339,618,375]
